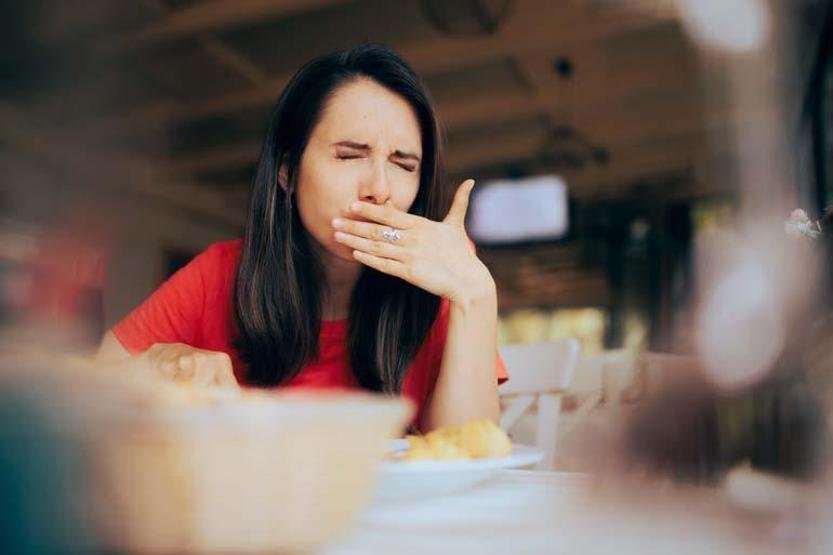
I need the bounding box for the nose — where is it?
[358,160,391,205]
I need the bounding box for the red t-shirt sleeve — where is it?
[112,245,218,353]
[497,351,509,384]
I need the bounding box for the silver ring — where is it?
[382,227,402,243]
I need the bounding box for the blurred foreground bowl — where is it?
[0,353,412,554]
[94,392,412,554]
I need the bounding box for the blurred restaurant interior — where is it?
[3,0,833,553]
[0,0,825,350]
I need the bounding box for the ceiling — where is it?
[4,0,752,310]
[8,0,730,219]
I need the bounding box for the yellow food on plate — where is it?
[402,418,512,461]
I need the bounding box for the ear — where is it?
[277,164,289,192]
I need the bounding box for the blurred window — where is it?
[691,198,735,238]
[499,307,607,354]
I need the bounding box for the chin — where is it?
[328,242,361,264]
[308,231,358,264]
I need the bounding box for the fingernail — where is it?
[334,231,346,242]
[332,218,344,229]
[350,202,362,211]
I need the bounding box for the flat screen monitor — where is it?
[467,175,570,245]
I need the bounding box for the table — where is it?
[324,470,798,555]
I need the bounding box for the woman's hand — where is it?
[332,179,495,305]
[135,343,239,388]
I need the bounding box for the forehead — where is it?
[314,78,422,152]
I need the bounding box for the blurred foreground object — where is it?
[0,370,96,554]
[0,223,109,348]
[675,0,771,53]
[0,351,411,554]
[626,361,827,484]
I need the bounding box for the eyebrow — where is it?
[332,141,421,163]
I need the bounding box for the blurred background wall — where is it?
[1,0,831,355]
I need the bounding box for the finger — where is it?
[444,179,475,225]
[144,343,167,366]
[159,360,178,380]
[352,250,408,280]
[193,363,215,386]
[215,367,238,388]
[335,231,407,260]
[190,352,218,386]
[177,354,196,379]
[349,202,417,229]
[204,352,228,384]
[333,217,411,244]
[212,354,239,388]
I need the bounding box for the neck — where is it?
[318,248,362,321]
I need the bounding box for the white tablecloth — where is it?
[324,470,792,555]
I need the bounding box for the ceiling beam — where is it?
[88,0,674,135]
[447,88,776,178]
[110,0,353,49]
[140,0,268,87]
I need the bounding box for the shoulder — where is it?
[179,239,242,298]
[192,239,242,272]
[201,239,242,262]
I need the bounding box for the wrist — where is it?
[449,271,497,311]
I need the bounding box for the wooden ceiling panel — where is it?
[85,0,672,134]
[424,58,528,104]
[11,0,724,225]
[600,19,691,69]
[194,163,257,187]
[32,65,171,124]
[446,114,550,148]
[168,108,268,154]
[160,0,204,9]
[114,0,355,48]
[34,0,156,44]
[138,39,254,100]
[218,0,437,76]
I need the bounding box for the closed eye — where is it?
[396,163,417,173]
[336,154,363,160]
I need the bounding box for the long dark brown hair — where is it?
[234,44,447,392]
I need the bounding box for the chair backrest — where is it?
[498,338,580,469]
[576,350,696,407]
[577,349,634,406]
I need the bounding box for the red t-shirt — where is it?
[113,240,507,428]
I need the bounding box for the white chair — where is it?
[498,338,580,470]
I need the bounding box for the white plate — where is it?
[373,441,544,503]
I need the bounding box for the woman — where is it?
[97,44,505,431]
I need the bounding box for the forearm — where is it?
[424,279,500,431]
